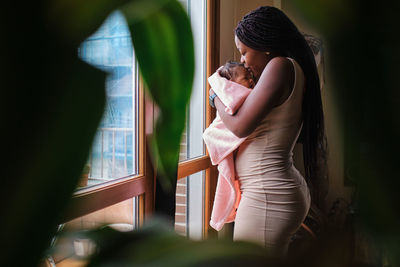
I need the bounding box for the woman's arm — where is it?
[213,57,294,138]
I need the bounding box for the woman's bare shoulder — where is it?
[258,56,294,106]
[265,56,293,73]
[257,56,293,91]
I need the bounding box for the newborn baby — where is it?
[204,62,255,231]
[218,61,255,89]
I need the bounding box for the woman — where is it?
[209,6,327,255]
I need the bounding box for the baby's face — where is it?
[232,66,255,89]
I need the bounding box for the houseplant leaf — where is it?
[292,0,400,264]
[1,0,192,265]
[1,3,109,266]
[83,219,275,267]
[122,0,194,192]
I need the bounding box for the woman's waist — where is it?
[236,165,306,189]
[235,150,295,175]
[238,133,297,159]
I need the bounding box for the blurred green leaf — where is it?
[1,0,193,265]
[86,219,274,267]
[289,0,355,35]
[44,0,129,46]
[292,0,400,265]
[122,0,194,191]
[1,2,112,266]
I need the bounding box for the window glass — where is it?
[175,0,207,240]
[78,11,139,187]
[179,0,206,161]
[175,171,205,239]
[65,197,139,231]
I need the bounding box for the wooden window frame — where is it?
[61,79,153,225]
[61,0,220,239]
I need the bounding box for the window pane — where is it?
[65,197,139,231]
[175,0,206,240]
[175,171,205,239]
[179,0,206,161]
[78,11,139,187]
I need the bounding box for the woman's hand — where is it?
[209,65,225,97]
[209,88,215,96]
[209,88,219,109]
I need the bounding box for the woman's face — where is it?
[235,35,269,81]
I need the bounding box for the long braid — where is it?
[235,6,328,209]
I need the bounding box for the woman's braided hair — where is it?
[235,6,328,208]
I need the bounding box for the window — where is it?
[178,0,207,162]
[78,10,139,186]
[59,10,143,234]
[174,0,222,239]
[61,0,220,244]
[175,0,207,239]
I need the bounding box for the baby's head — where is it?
[218,61,255,89]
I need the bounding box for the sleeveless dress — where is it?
[233,57,311,255]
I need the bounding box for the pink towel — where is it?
[207,72,251,115]
[203,72,251,231]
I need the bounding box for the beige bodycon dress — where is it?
[233,58,311,255]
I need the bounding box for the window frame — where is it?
[60,0,220,239]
